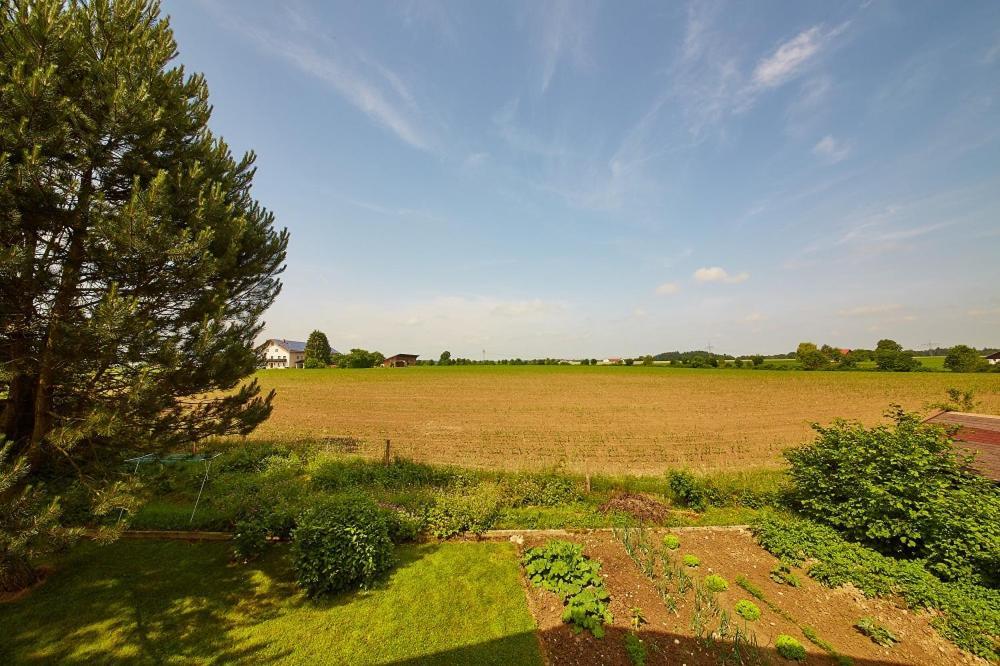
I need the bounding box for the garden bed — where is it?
[516,529,982,665]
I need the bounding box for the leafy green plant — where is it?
[630,606,647,631]
[735,575,764,599]
[734,599,761,621]
[662,533,680,549]
[291,495,394,597]
[770,562,801,587]
[522,540,612,637]
[855,617,898,647]
[705,574,728,592]
[624,632,646,666]
[683,554,700,567]
[775,634,806,661]
[232,514,271,561]
[784,408,1000,585]
[802,626,853,665]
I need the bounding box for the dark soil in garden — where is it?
[514,529,984,666]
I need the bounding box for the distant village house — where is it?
[985,351,1000,365]
[261,339,306,369]
[383,353,419,368]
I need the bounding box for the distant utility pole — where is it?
[482,349,486,362]
[923,341,939,353]
[706,341,714,354]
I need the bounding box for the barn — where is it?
[383,353,419,368]
[924,410,1000,482]
[985,351,1000,365]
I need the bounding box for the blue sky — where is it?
[164,0,1000,357]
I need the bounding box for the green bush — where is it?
[751,512,1000,660]
[522,540,612,637]
[775,635,806,661]
[383,508,422,543]
[291,495,394,597]
[662,534,680,550]
[705,574,729,592]
[667,470,714,510]
[854,617,898,647]
[785,408,1000,585]
[214,454,315,540]
[216,442,293,473]
[233,514,270,560]
[425,483,502,538]
[734,599,761,621]
[682,554,700,567]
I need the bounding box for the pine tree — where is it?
[304,330,332,366]
[0,1,287,476]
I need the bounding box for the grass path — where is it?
[0,540,541,665]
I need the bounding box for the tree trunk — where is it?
[29,175,93,459]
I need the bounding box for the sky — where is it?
[162,0,1000,358]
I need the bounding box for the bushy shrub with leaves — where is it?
[775,635,806,661]
[666,470,715,510]
[705,574,729,592]
[522,540,612,637]
[785,407,1000,585]
[215,453,315,543]
[291,495,393,597]
[425,483,502,538]
[752,512,1000,660]
[734,599,761,621]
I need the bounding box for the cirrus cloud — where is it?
[655,282,681,295]
[693,266,750,284]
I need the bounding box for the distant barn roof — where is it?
[985,351,1000,360]
[924,410,1000,481]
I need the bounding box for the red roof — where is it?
[924,411,1000,481]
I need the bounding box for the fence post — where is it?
[384,439,391,466]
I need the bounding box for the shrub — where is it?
[785,407,1000,585]
[682,554,700,567]
[216,442,292,473]
[855,617,898,647]
[705,574,729,592]
[233,514,270,561]
[775,635,806,661]
[522,540,612,637]
[624,632,646,666]
[734,599,761,621]
[662,534,681,550]
[291,495,393,597]
[666,470,714,510]
[425,483,502,538]
[383,508,422,544]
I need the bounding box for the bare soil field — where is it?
[517,528,982,666]
[248,366,1000,474]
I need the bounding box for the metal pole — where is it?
[190,454,220,525]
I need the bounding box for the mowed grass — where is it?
[0,540,540,665]
[246,365,1000,474]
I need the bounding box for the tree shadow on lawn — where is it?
[389,625,922,666]
[0,539,292,664]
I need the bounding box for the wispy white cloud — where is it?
[812,135,851,163]
[532,0,598,93]
[693,267,749,284]
[213,7,434,151]
[753,27,825,88]
[655,282,681,295]
[838,304,902,317]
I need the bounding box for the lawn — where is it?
[0,540,541,665]
[245,365,1000,473]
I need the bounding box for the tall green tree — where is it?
[304,330,332,366]
[0,1,287,474]
[439,350,451,366]
[943,345,985,373]
[874,339,919,372]
[796,342,828,370]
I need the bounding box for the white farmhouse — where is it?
[261,339,307,369]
